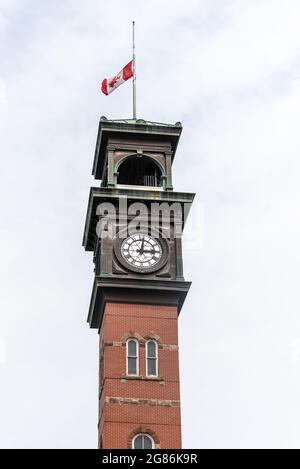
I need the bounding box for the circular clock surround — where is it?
[114,231,169,273]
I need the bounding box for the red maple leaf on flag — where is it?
[109,75,120,88]
[101,61,133,95]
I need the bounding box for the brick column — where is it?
[98,303,182,449]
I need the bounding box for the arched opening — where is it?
[117,155,163,187]
[132,433,155,449]
[127,427,159,449]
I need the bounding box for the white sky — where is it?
[1,0,300,449]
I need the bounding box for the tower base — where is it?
[98,302,183,449]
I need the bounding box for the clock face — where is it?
[116,233,168,273]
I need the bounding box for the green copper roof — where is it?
[100,116,182,128]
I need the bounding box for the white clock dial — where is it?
[121,234,163,270]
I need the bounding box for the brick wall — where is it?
[98,303,182,449]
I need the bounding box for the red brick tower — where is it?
[83,117,194,449]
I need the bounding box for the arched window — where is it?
[132,433,155,449]
[117,155,163,187]
[146,340,158,377]
[126,339,139,376]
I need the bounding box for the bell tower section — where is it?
[83,117,194,449]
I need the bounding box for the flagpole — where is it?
[132,21,136,119]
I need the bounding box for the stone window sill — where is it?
[121,374,164,382]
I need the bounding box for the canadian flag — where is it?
[101,61,133,95]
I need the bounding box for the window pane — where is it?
[147,341,156,358]
[128,340,137,357]
[134,435,143,449]
[143,435,153,449]
[133,434,153,449]
[147,358,157,376]
[128,357,137,374]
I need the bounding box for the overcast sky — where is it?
[1,0,300,449]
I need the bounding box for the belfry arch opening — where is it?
[117,155,163,188]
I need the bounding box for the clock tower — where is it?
[83,117,194,449]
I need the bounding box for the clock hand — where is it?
[138,236,147,254]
